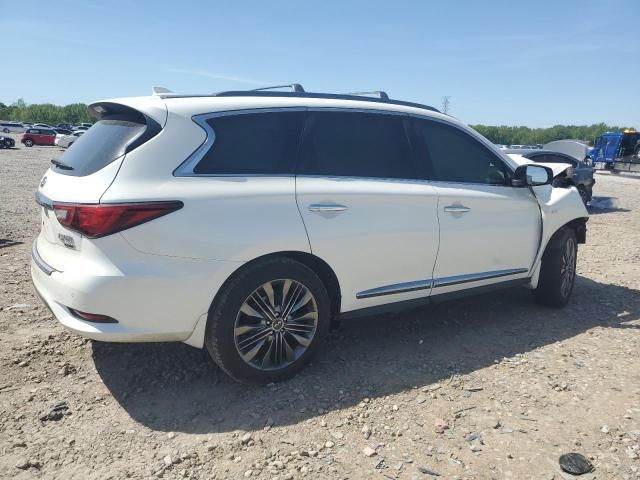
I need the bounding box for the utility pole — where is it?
[441,96,451,114]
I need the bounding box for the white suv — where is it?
[31,85,588,383]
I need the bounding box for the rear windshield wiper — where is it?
[50,159,74,171]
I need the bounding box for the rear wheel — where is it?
[205,257,331,384]
[2,128,8,133]
[534,228,577,307]
[24,139,34,147]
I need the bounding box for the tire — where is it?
[24,139,34,147]
[577,185,589,205]
[2,128,9,133]
[533,228,577,308]
[205,257,331,384]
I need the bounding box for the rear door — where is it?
[295,109,440,313]
[408,117,540,296]
[42,129,56,145]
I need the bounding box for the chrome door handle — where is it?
[308,204,348,213]
[444,205,470,213]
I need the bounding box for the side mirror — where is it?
[512,164,553,187]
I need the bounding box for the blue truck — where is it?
[587,128,640,173]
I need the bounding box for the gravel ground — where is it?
[1,136,639,480]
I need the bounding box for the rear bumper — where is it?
[31,236,242,344]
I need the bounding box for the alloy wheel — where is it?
[234,279,318,371]
[559,237,576,298]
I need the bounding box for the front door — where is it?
[408,117,540,296]
[295,110,440,313]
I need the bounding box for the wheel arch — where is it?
[213,250,341,320]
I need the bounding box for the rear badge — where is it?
[40,176,47,187]
[58,233,76,250]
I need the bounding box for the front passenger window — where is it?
[410,118,508,185]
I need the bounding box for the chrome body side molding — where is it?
[356,279,433,299]
[433,268,529,288]
[356,268,529,299]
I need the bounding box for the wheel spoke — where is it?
[261,335,276,369]
[287,291,312,317]
[240,338,267,363]
[237,327,271,349]
[288,330,312,348]
[240,303,265,320]
[281,283,302,319]
[263,282,276,311]
[234,323,265,336]
[288,312,317,323]
[250,293,276,320]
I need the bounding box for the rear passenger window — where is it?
[194,111,304,175]
[297,111,416,179]
[410,118,508,185]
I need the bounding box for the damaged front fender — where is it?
[527,184,588,288]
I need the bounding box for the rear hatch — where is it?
[36,97,167,267]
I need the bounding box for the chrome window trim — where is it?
[32,241,59,276]
[173,105,514,183]
[356,279,433,299]
[356,268,529,299]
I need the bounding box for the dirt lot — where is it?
[1,136,639,480]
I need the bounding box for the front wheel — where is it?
[533,228,577,307]
[205,257,331,384]
[577,185,589,205]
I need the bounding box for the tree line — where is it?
[0,99,94,125]
[0,99,625,144]
[470,123,623,146]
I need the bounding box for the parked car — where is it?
[0,135,15,148]
[57,130,85,148]
[54,129,73,145]
[31,84,588,384]
[33,123,54,129]
[0,121,26,133]
[56,123,74,131]
[21,128,57,146]
[72,125,90,131]
[505,149,595,204]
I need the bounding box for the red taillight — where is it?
[52,201,183,238]
[69,308,118,323]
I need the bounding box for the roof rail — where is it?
[344,91,389,100]
[212,90,439,113]
[252,84,305,93]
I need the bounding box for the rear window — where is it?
[54,119,146,176]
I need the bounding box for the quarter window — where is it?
[194,111,304,175]
[297,111,417,179]
[410,118,508,184]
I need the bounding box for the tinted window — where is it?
[410,118,508,184]
[56,119,146,176]
[297,111,416,179]
[194,111,303,175]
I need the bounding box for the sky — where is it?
[1,0,638,127]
